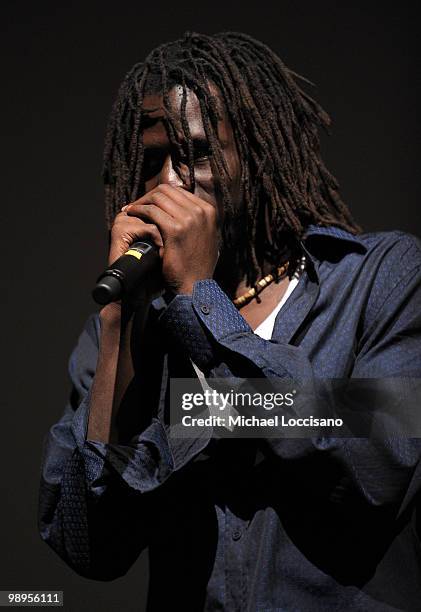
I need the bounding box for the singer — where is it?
[38,32,421,610]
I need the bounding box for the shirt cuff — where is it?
[158,279,252,371]
[70,390,211,494]
[158,289,217,372]
[159,279,315,380]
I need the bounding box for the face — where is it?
[139,83,242,229]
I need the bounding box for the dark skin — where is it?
[88,84,291,442]
[108,84,290,330]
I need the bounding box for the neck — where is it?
[213,248,284,301]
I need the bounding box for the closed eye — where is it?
[192,141,212,163]
[142,148,167,180]
[173,142,212,167]
[142,139,212,181]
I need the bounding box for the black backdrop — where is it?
[1,2,420,611]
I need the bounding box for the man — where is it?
[39,32,421,611]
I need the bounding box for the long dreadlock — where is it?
[103,31,361,285]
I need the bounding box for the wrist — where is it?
[171,277,213,296]
[174,285,194,296]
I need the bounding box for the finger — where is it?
[172,186,218,223]
[112,216,164,247]
[127,190,182,220]
[134,184,205,216]
[172,185,215,211]
[126,203,178,241]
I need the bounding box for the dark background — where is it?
[1,2,419,610]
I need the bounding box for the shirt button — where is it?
[200,305,210,315]
[232,529,242,541]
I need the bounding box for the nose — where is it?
[158,154,191,190]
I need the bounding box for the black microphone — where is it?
[92,240,160,305]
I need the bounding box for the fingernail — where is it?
[121,205,128,211]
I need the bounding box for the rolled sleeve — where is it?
[158,290,218,372]
[39,309,205,579]
[159,279,314,379]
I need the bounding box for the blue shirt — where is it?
[38,226,421,611]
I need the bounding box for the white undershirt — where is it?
[253,275,299,340]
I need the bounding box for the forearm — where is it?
[40,302,195,579]
[86,301,147,444]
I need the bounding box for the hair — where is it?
[103,31,361,284]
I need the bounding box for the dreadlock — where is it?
[103,31,361,285]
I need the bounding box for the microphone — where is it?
[92,240,160,305]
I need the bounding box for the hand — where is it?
[108,204,164,266]
[122,184,220,295]
[107,198,165,310]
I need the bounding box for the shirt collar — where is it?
[299,224,367,278]
[303,224,366,248]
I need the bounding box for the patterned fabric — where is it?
[38,225,421,611]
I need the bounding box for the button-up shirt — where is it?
[38,225,421,611]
